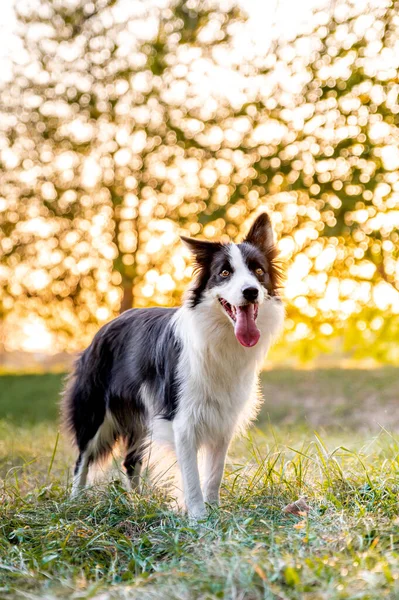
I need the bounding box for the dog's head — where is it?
[181,213,283,348]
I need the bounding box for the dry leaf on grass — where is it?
[282,496,310,516]
[253,564,268,581]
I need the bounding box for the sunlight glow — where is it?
[1,0,399,360]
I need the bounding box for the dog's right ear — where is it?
[180,236,222,266]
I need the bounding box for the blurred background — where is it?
[0,0,399,370]
[2,8,399,595]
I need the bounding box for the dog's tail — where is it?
[61,334,113,451]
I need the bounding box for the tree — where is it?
[213,1,399,360]
[0,0,244,349]
[3,0,399,361]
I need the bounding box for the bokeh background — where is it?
[1,0,399,367]
[3,6,399,597]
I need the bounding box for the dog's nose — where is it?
[242,287,259,302]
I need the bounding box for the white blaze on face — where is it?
[214,244,266,348]
[224,244,264,306]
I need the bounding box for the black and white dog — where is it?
[63,213,284,518]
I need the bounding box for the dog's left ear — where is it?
[244,213,274,254]
[180,236,222,266]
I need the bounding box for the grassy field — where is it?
[1,369,399,599]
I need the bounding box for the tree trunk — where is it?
[120,280,133,313]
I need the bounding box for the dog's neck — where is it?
[173,296,284,369]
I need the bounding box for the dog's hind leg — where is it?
[71,450,91,498]
[123,423,147,493]
[123,448,143,492]
[70,412,119,498]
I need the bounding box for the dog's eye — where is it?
[255,268,264,276]
[220,270,230,278]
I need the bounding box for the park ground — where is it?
[1,368,399,599]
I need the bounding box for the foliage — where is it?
[1,1,399,359]
[241,1,399,356]
[0,0,244,349]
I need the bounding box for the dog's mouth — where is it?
[219,299,260,348]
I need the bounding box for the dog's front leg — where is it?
[203,439,230,506]
[173,425,205,519]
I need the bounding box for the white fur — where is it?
[71,411,118,497]
[214,244,266,308]
[71,454,90,498]
[162,251,284,517]
[71,242,284,517]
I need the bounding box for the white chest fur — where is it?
[173,297,284,446]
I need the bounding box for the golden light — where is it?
[0,0,398,363]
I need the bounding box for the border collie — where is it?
[62,213,284,518]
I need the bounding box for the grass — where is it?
[1,369,399,598]
[0,373,63,423]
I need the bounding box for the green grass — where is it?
[0,373,63,423]
[1,367,399,428]
[1,369,399,599]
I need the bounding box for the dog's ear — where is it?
[181,236,222,265]
[244,213,274,254]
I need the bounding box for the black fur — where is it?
[63,212,283,491]
[243,213,284,296]
[238,242,274,295]
[180,237,227,308]
[182,212,283,307]
[62,307,180,470]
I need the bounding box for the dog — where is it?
[62,212,284,518]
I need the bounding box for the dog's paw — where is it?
[187,503,207,521]
[204,495,220,506]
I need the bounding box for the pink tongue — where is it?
[234,305,260,348]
